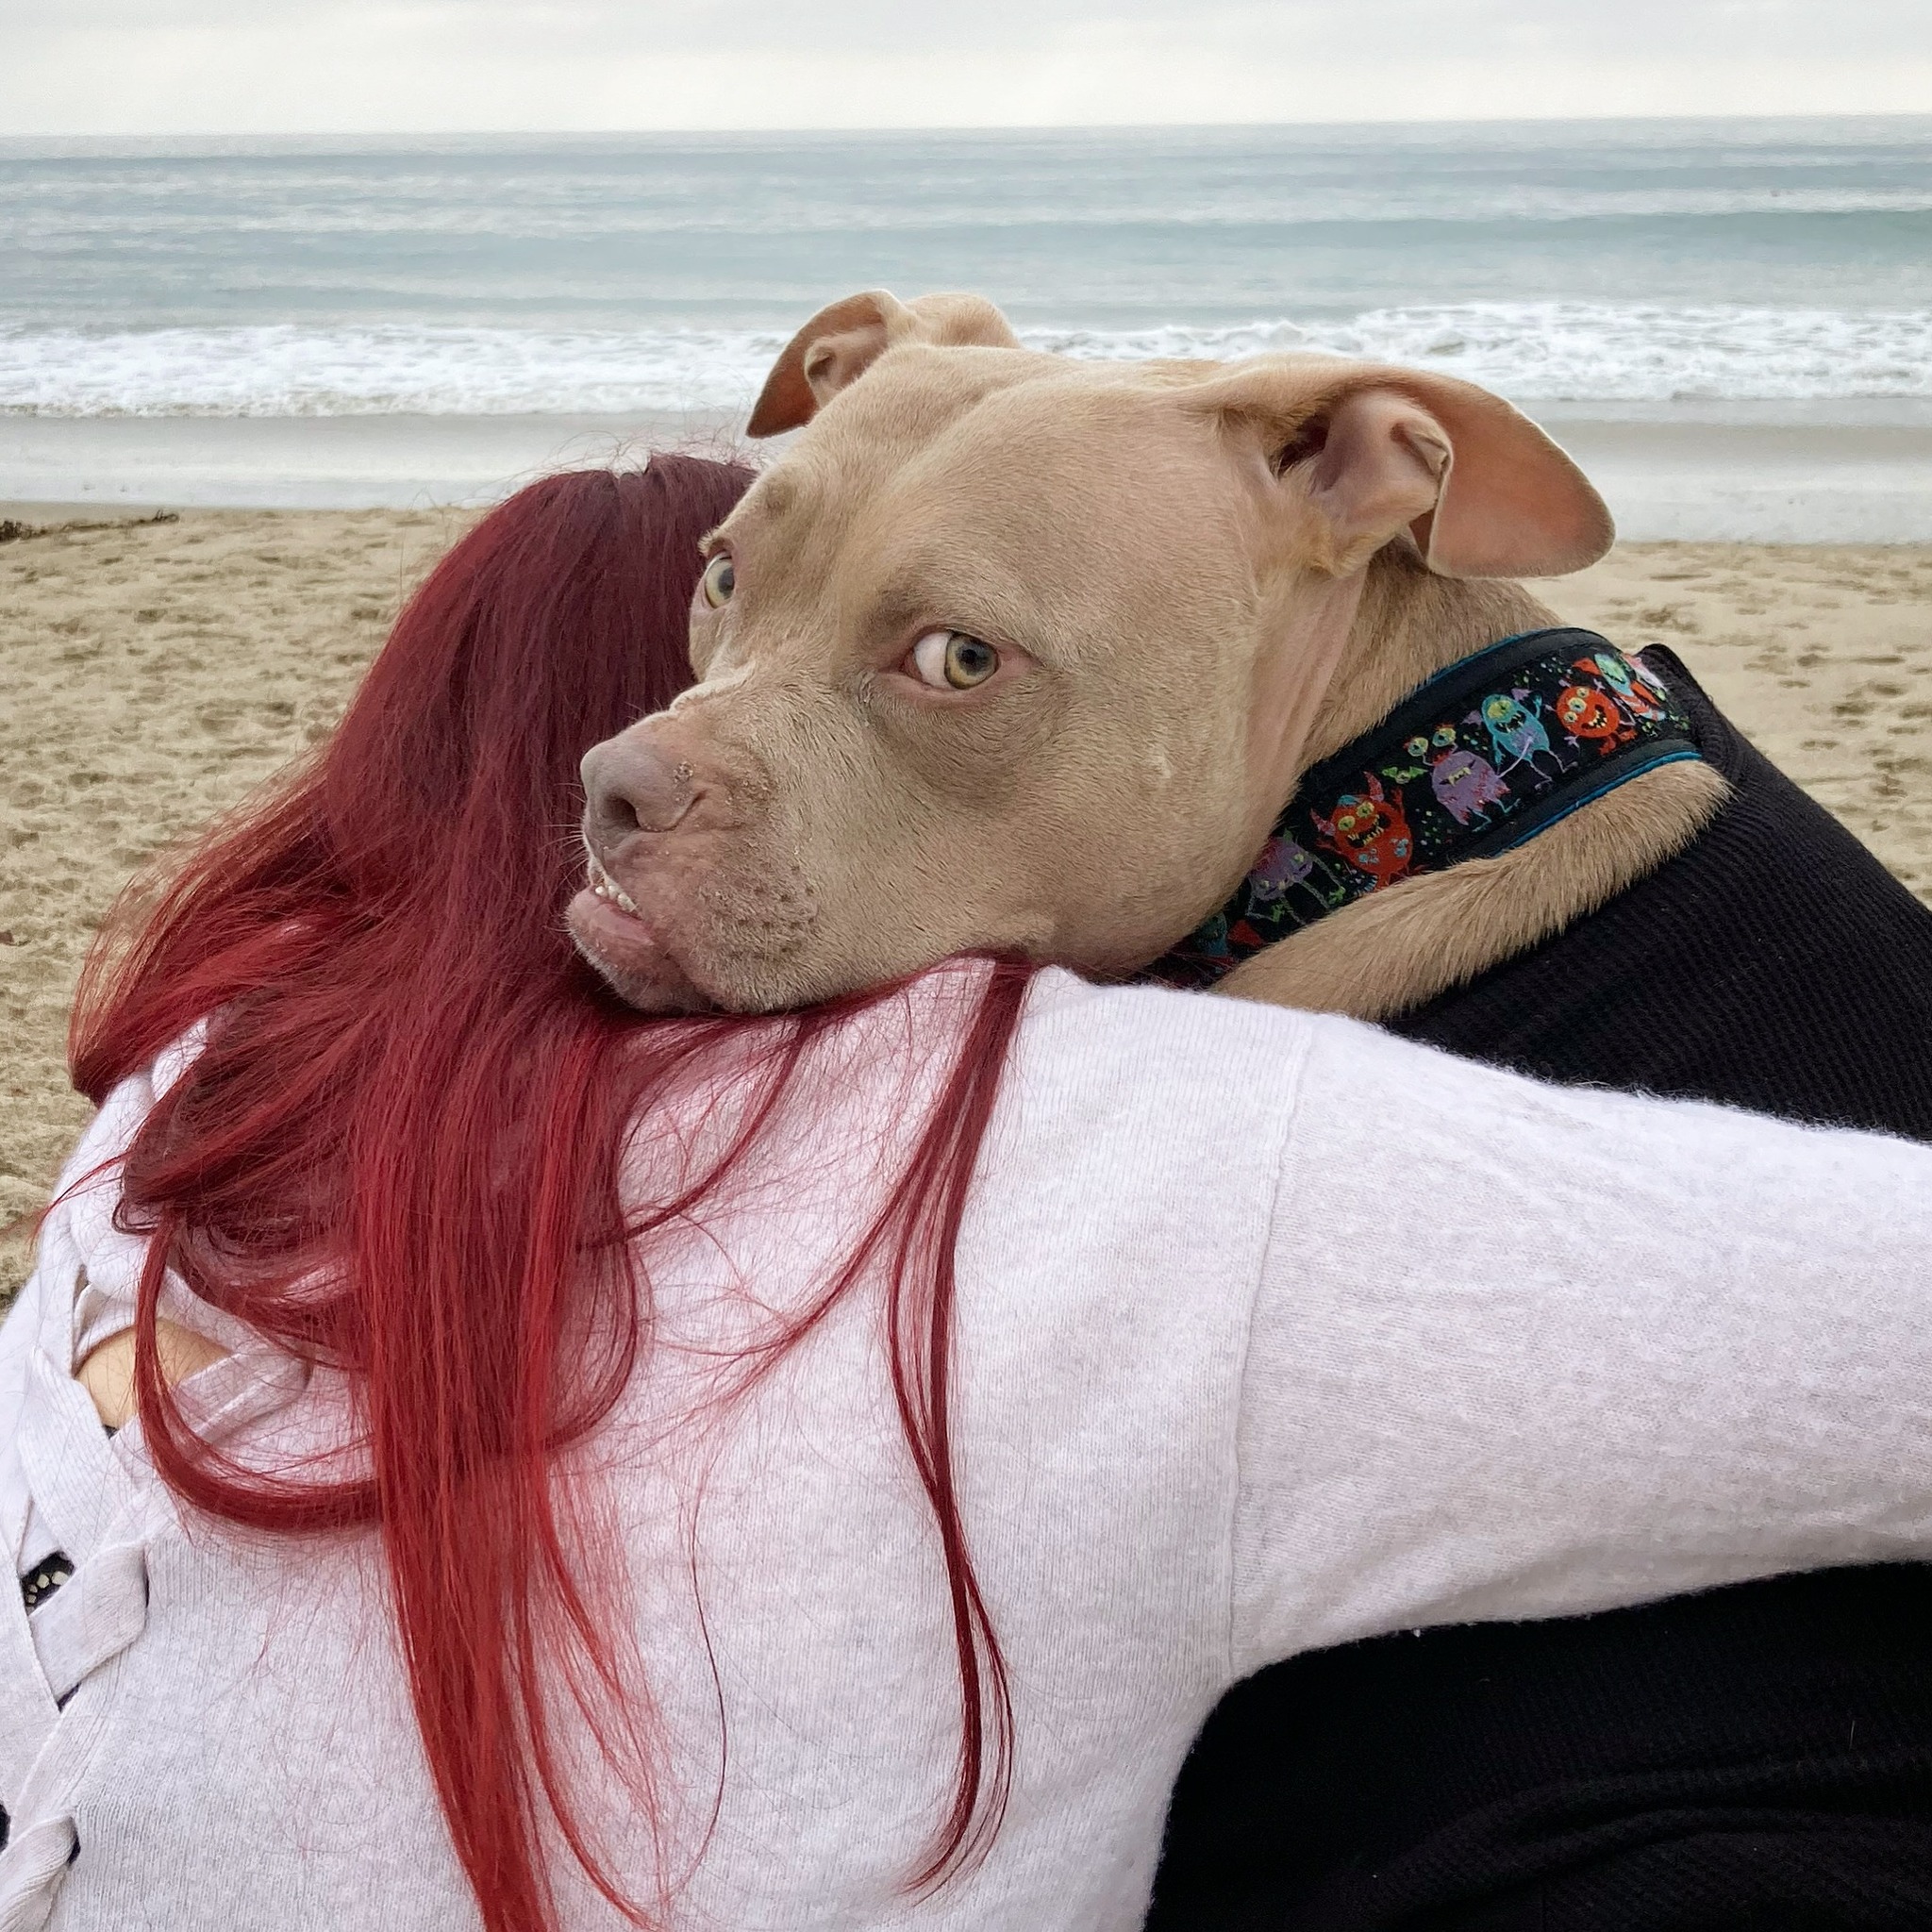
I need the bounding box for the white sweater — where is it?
[6,966,1932,1932]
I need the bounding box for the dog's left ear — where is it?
[747,290,1022,437]
[1191,362,1613,578]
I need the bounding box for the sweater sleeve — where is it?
[1228,1014,1932,1681]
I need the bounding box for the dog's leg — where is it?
[1217,759,1730,1023]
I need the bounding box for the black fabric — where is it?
[1147,649,1932,1931]
[19,1552,73,1613]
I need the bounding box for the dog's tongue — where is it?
[565,886,714,1014]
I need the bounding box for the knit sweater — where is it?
[8,967,1932,1930]
[1150,649,1932,1930]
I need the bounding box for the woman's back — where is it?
[11,966,1932,1930]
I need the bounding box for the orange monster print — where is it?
[1311,771,1415,889]
[1557,683,1636,758]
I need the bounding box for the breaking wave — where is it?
[3,304,1928,417]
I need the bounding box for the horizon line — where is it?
[6,108,1932,144]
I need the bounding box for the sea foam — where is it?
[2,305,1927,418]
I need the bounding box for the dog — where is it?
[570,290,1728,1023]
[573,291,1932,1927]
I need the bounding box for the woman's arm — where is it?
[1231,1015,1932,1677]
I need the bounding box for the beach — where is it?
[3,505,1928,1297]
[4,119,1929,1293]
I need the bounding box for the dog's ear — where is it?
[746,291,900,438]
[1191,362,1613,578]
[747,290,1022,437]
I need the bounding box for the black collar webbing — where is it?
[1142,627,1703,991]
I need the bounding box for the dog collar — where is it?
[1142,627,1704,991]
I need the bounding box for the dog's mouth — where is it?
[584,848,642,919]
[566,851,714,1013]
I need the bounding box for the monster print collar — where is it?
[1143,626,1705,991]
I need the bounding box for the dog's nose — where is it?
[582,735,696,841]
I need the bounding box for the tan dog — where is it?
[568,289,1725,1020]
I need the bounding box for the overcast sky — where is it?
[4,0,1930,136]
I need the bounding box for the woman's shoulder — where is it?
[46,1023,207,1203]
[8,1024,221,1370]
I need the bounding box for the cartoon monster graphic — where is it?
[1247,833,1347,919]
[1390,723,1512,827]
[1469,690,1565,780]
[1381,740,1432,785]
[1575,650,1667,722]
[1311,772,1414,890]
[1627,649,1671,695]
[1557,681,1636,757]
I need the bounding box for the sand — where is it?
[1,506,468,1293]
[4,510,1930,1297]
[1547,543,1932,902]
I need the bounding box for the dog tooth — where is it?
[586,855,641,917]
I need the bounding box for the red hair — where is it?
[69,460,1030,1928]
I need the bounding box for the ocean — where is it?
[3,119,1930,529]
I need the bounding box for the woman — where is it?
[5,459,1932,1932]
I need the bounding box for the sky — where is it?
[3,0,1930,136]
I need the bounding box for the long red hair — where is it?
[69,460,1029,1929]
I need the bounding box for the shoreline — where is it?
[3,408,1932,541]
[0,410,747,515]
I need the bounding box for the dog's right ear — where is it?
[746,290,1022,437]
[1190,361,1614,578]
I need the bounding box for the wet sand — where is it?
[3,509,1929,1294]
[5,409,1932,539]
[0,410,742,513]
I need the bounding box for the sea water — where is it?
[4,119,1929,416]
[2,120,1929,527]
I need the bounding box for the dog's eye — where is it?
[699,554,736,608]
[909,629,1000,691]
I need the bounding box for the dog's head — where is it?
[570,289,1612,1012]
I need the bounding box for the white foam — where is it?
[1,305,1928,418]
[1031,307,1932,402]
[0,324,790,418]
